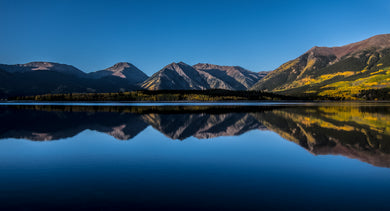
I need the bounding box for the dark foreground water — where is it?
[0,103,389,210]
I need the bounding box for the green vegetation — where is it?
[9,86,390,101]
[10,89,296,101]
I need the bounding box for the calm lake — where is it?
[0,103,389,210]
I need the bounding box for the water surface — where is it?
[0,103,389,210]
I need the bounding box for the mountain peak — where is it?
[194,63,246,71]
[23,61,68,69]
[25,61,54,65]
[193,63,218,69]
[306,33,390,58]
[112,62,131,66]
[167,61,188,66]
[106,62,136,72]
[357,33,390,46]
[88,62,148,83]
[163,62,191,70]
[0,61,86,77]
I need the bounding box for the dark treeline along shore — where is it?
[9,89,390,102]
[11,90,298,101]
[1,34,390,101]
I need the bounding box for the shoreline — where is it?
[1,100,390,106]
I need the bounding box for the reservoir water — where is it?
[0,103,389,210]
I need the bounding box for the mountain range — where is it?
[0,61,266,98]
[1,34,389,99]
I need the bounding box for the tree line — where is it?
[10,89,298,101]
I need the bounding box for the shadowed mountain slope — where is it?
[193,63,267,90]
[0,61,146,97]
[0,70,138,97]
[0,62,86,77]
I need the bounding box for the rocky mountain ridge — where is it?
[251,34,390,99]
[0,60,266,97]
[2,34,390,99]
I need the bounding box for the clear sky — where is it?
[1,0,389,75]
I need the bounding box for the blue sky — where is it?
[1,0,389,75]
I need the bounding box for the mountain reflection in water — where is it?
[1,104,389,168]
